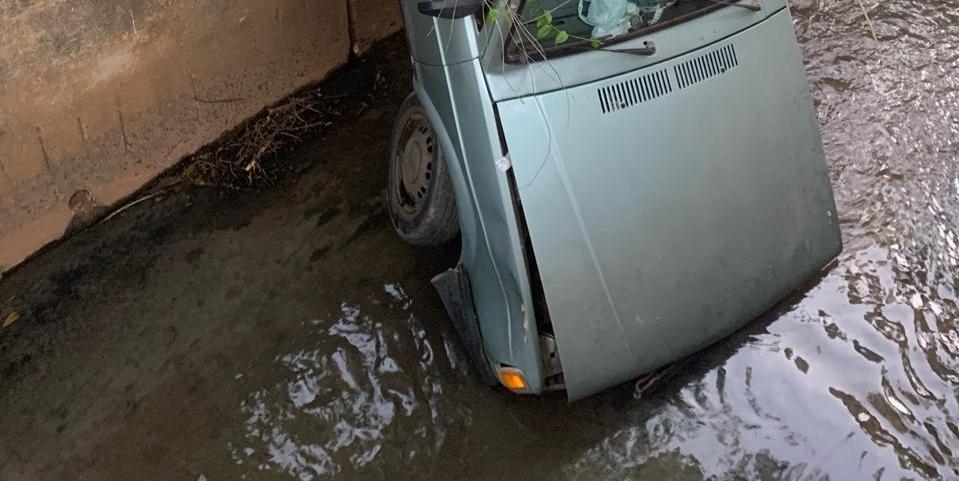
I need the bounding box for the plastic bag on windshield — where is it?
[578,0,638,37]
[578,0,676,38]
[636,0,675,25]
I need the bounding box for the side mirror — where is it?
[417,0,485,19]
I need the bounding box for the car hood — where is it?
[497,10,841,400]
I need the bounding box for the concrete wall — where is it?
[0,0,401,270]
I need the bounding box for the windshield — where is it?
[507,0,719,61]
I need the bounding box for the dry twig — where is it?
[187,89,347,187]
[856,0,879,43]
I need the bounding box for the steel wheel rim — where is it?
[392,112,436,220]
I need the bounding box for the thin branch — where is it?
[856,0,879,43]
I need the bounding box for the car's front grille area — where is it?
[674,43,739,90]
[597,43,740,114]
[597,68,672,114]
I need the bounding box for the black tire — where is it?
[387,93,460,246]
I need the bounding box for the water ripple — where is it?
[222,2,959,478]
[229,285,468,479]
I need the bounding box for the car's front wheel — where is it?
[386,94,459,246]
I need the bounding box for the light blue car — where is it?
[387,0,842,400]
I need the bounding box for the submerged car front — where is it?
[482,0,843,399]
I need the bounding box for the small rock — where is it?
[65,189,108,234]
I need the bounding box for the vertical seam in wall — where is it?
[35,125,61,199]
[35,126,51,172]
[76,117,91,157]
[189,72,202,123]
[0,138,11,188]
[344,0,357,59]
[114,94,130,153]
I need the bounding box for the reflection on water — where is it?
[230,285,470,479]
[224,2,959,479]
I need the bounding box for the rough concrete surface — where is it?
[349,0,403,55]
[0,0,401,271]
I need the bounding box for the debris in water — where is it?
[99,191,167,225]
[855,0,880,43]
[2,311,19,328]
[633,363,679,400]
[181,87,346,188]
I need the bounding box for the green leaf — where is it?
[555,30,569,44]
[485,8,500,24]
[589,37,602,48]
[535,10,552,28]
[537,24,552,39]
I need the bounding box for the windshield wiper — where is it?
[683,0,762,12]
[571,41,658,56]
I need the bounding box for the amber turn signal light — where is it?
[498,366,528,392]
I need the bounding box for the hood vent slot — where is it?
[674,44,738,90]
[598,68,672,114]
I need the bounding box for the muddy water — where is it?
[3,2,959,480]
[222,3,959,479]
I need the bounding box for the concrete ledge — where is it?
[0,0,401,270]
